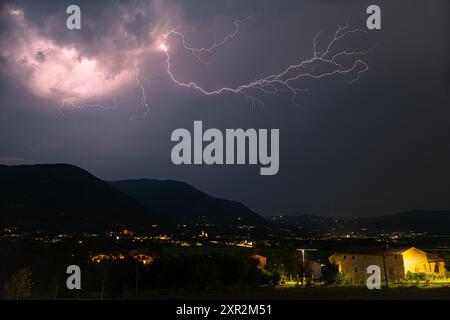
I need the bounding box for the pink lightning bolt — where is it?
[153,16,377,110]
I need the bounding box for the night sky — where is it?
[0,0,449,218]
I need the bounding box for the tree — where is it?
[3,267,32,299]
[49,274,60,299]
[322,262,344,285]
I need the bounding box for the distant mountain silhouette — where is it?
[270,210,450,234]
[0,164,151,230]
[363,210,450,234]
[110,179,270,227]
[2,163,446,234]
[269,215,358,234]
[0,163,270,231]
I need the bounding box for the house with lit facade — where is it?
[90,248,155,265]
[329,247,446,284]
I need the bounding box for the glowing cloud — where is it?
[1,5,135,105]
[0,3,376,120]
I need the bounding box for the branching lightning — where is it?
[59,13,376,120]
[155,16,377,109]
[130,61,151,121]
[161,12,260,65]
[58,97,118,121]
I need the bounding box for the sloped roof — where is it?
[330,246,412,256]
[427,253,445,262]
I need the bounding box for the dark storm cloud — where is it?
[0,0,449,218]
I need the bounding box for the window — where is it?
[352,256,355,260]
[344,255,347,260]
[354,267,358,273]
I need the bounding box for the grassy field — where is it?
[142,285,450,300]
[7,284,450,300]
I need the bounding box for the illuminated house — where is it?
[91,250,154,264]
[424,253,446,278]
[329,247,446,284]
[129,249,154,265]
[91,253,113,263]
[308,260,323,280]
[90,250,126,263]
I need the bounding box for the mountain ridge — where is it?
[0,163,270,230]
[109,178,270,227]
[270,210,450,234]
[1,163,449,234]
[0,163,153,230]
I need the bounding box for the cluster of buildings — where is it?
[329,247,447,283]
[90,249,268,269]
[91,249,154,265]
[87,245,446,284]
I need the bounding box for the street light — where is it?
[296,248,318,286]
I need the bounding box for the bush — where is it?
[264,261,285,285]
[406,271,433,282]
[3,267,32,299]
[322,262,345,285]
